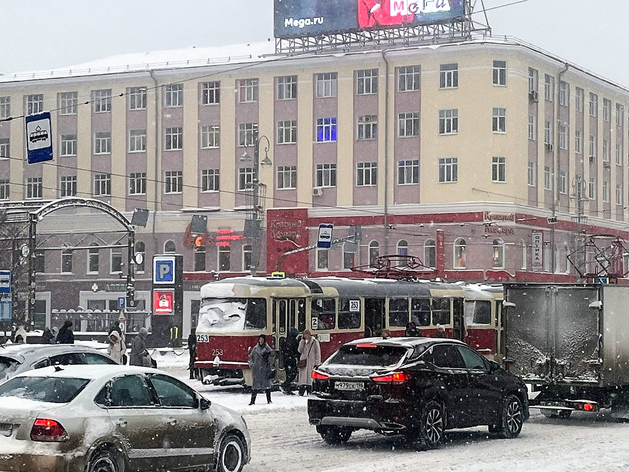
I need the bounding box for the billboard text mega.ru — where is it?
[275,0,465,39]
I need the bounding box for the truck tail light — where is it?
[371,371,409,385]
[30,418,69,442]
[311,370,329,380]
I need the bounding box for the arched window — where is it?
[218,245,230,272]
[492,239,505,269]
[242,244,252,271]
[397,240,409,266]
[424,239,436,268]
[135,241,145,273]
[454,238,466,269]
[521,239,527,270]
[369,241,379,265]
[164,240,176,254]
[88,243,99,274]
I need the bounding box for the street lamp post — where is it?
[241,134,272,276]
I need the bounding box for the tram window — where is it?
[338,299,361,329]
[311,298,336,330]
[388,298,410,327]
[432,298,451,326]
[465,300,491,326]
[279,300,287,334]
[297,300,306,332]
[411,298,431,326]
[245,298,267,330]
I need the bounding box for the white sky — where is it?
[1,0,627,86]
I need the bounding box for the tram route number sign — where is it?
[349,300,360,312]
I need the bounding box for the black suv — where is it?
[308,337,529,450]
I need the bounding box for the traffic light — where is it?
[194,236,204,248]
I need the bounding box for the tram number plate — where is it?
[335,381,364,391]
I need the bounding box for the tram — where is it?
[194,276,503,384]
[462,284,504,363]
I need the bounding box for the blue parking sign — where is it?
[153,257,175,284]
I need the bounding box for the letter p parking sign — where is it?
[153,257,175,285]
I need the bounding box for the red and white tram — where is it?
[194,276,502,384]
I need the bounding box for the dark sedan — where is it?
[308,337,529,450]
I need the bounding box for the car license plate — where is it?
[335,381,364,391]
[0,423,12,437]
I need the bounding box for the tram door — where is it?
[364,298,385,337]
[273,299,306,369]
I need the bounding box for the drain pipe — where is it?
[382,49,391,255]
[149,70,160,256]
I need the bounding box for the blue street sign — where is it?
[594,277,609,284]
[153,257,175,284]
[25,112,53,164]
[317,224,333,249]
[0,271,10,294]
[117,297,126,310]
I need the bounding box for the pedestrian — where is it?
[108,322,122,337]
[56,320,75,344]
[248,334,275,405]
[297,329,321,396]
[41,327,55,344]
[188,328,197,380]
[281,327,299,394]
[435,325,447,338]
[14,334,24,344]
[107,330,126,364]
[130,327,152,367]
[381,328,391,339]
[404,322,417,337]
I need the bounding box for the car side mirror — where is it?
[200,397,211,410]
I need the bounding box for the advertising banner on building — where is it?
[531,231,543,271]
[274,0,465,38]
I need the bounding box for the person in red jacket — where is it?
[357,0,416,28]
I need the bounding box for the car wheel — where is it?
[216,434,246,472]
[408,400,445,450]
[316,425,352,445]
[492,394,524,439]
[88,449,124,472]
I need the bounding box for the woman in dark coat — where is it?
[56,321,74,344]
[41,328,55,344]
[247,334,275,405]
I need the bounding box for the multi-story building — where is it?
[2,37,629,334]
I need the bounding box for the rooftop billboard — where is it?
[275,0,466,39]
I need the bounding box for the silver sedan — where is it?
[0,365,250,472]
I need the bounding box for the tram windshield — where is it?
[197,298,267,333]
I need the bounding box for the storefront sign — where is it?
[484,224,515,236]
[484,212,515,223]
[532,231,543,270]
[105,283,126,293]
[270,219,304,242]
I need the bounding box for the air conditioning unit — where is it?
[545,143,553,152]
[529,90,539,102]
[312,187,324,197]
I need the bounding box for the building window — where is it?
[218,246,231,272]
[439,63,458,89]
[165,83,183,108]
[521,240,527,270]
[589,178,595,200]
[357,69,378,95]
[397,240,409,258]
[438,157,458,183]
[424,239,436,268]
[165,171,183,194]
[165,127,183,150]
[398,159,419,185]
[528,68,538,93]
[60,175,77,197]
[94,132,111,154]
[201,81,220,105]
[277,165,297,190]
[0,138,9,159]
[316,117,337,142]
[316,248,329,270]
[61,249,73,273]
[603,98,611,122]
[398,66,420,92]
[357,115,377,140]
[544,121,552,146]
[0,180,9,200]
[439,109,458,135]
[0,97,10,119]
[277,120,297,144]
[27,94,44,115]
[603,139,609,162]
[356,162,377,187]
[201,169,220,192]
[93,89,111,113]
[454,238,466,268]
[238,122,258,146]
[277,76,297,100]
[492,239,505,268]
[94,173,111,196]
[88,243,99,274]
[616,143,622,165]
[575,130,582,154]
[164,240,176,254]
[589,93,598,117]
[26,177,42,199]
[603,180,610,203]
[135,242,145,273]
[129,129,146,152]
[242,245,252,271]
[559,81,568,106]
[616,103,624,127]
[129,172,147,195]
[398,112,419,137]
[544,166,553,190]
[544,75,554,102]
[56,134,75,157]
[59,92,77,115]
[575,87,584,112]
[492,60,506,86]
[238,167,254,191]
[589,135,597,159]
[559,125,567,150]
[194,245,206,272]
[559,171,567,194]
[315,72,337,98]
[492,108,506,133]
[237,78,258,103]
[492,157,506,182]
[128,87,147,110]
[316,163,337,188]
[527,162,535,187]
[369,241,380,264]
[528,115,536,141]
[201,125,220,149]
[343,243,355,270]
[111,249,123,274]
[616,184,623,205]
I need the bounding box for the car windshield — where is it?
[0,356,21,379]
[328,345,409,368]
[0,376,90,403]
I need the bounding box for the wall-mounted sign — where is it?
[153,290,174,315]
[532,231,543,271]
